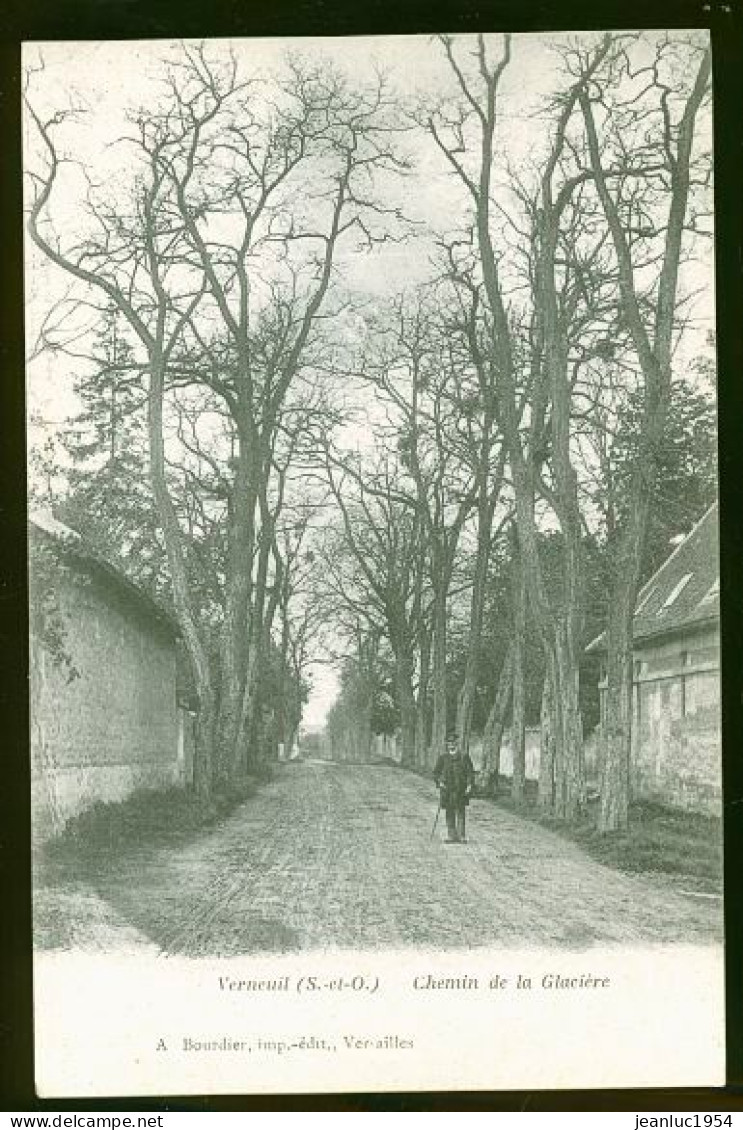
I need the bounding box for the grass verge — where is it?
[39,774,267,876]
[494,782,722,895]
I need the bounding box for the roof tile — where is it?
[586,503,718,652]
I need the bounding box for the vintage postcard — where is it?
[24,31,723,1097]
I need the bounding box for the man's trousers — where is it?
[444,802,466,842]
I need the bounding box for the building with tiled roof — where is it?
[587,504,720,815]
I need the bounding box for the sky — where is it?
[24,31,715,731]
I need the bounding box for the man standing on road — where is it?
[434,733,475,844]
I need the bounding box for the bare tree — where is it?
[434,257,510,759]
[427,33,616,817]
[509,524,528,801]
[575,34,712,830]
[320,442,426,766]
[353,295,485,765]
[26,45,407,794]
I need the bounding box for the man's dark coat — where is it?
[433,750,475,805]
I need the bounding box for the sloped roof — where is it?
[29,509,180,640]
[587,504,719,653]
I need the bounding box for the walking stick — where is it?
[430,795,442,841]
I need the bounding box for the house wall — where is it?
[599,625,721,815]
[30,566,183,842]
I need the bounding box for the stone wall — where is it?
[633,708,721,815]
[370,729,549,783]
[598,625,721,815]
[371,733,400,762]
[177,707,196,785]
[30,564,182,841]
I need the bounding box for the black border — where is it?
[2,0,742,1112]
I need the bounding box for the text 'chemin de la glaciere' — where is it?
[217,971,611,994]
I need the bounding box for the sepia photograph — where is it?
[23,29,724,1096]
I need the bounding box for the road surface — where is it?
[36,759,721,955]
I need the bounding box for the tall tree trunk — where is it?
[456,494,495,758]
[510,537,527,802]
[235,645,260,774]
[598,501,649,830]
[275,610,290,757]
[285,714,300,762]
[538,669,555,811]
[148,358,215,799]
[463,30,561,816]
[232,497,279,774]
[446,31,591,821]
[481,642,513,793]
[235,584,280,773]
[358,693,373,761]
[261,708,278,764]
[394,647,417,766]
[508,468,576,817]
[477,199,585,820]
[551,618,584,820]
[217,430,256,778]
[578,49,710,831]
[429,578,448,766]
[600,597,634,831]
[193,688,217,799]
[506,457,586,819]
[414,617,432,768]
[534,149,586,821]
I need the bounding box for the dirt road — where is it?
[36,759,721,955]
